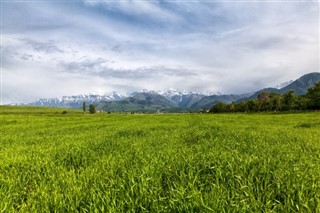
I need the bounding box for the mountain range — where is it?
[237,72,320,103]
[14,72,320,112]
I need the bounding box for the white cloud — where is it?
[1,1,319,104]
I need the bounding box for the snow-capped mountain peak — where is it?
[14,89,219,108]
[158,88,218,98]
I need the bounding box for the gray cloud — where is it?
[21,39,64,54]
[102,66,197,79]
[20,54,34,61]
[59,58,109,74]
[60,58,197,79]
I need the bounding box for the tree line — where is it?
[209,82,320,113]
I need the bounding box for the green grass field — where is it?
[1,106,320,212]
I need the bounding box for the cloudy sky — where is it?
[1,0,319,104]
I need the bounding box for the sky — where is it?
[1,0,319,104]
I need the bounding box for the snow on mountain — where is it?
[10,73,319,109]
[276,80,294,89]
[156,89,219,107]
[18,92,127,108]
[15,89,219,108]
[158,88,218,98]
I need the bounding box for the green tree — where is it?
[211,102,227,113]
[246,100,260,112]
[89,104,96,114]
[268,93,283,111]
[295,95,309,110]
[235,102,246,112]
[306,82,320,110]
[283,90,296,111]
[257,92,270,111]
[227,102,236,113]
[83,102,86,113]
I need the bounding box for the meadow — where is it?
[0,106,319,212]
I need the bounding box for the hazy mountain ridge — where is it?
[88,72,320,112]
[191,94,251,109]
[96,92,177,113]
[15,89,218,109]
[279,72,320,95]
[12,72,320,112]
[238,72,320,103]
[129,89,217,107]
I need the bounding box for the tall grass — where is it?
[0,107,319,212]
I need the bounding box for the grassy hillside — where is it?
[1,106,320,212]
